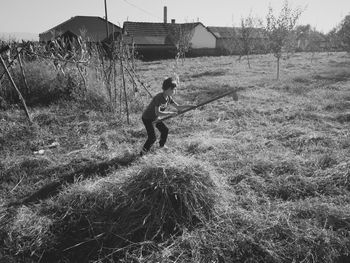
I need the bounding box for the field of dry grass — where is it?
[1,51,350,262]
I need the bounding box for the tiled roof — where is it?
[124,22,169,37]
[123,22,206,45]
[207,27,238,38]
[208,26,266,39]
[40,16,121,35]
[124,22,171,45]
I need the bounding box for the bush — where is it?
[0,60,110,109]
[1,61,72,106]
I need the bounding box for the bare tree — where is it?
[238,14,263,68]
[338,15,350,53]
[295,25,325,61]
[168,24,194,64]
[295,24,311,51]
[307,28,325,62]
[325,28,341,54]
[265,0,303,79]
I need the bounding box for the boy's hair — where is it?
[162,77,177,90]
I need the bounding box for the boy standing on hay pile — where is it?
[140,77,194,156]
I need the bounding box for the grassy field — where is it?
[1,51,350,262]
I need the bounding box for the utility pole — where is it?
[104,0,109,38]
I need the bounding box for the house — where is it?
[123,21,217,59]
[122,7,217,60]
[39,16,122,42]
[294,25,328,52]
[207,27,239,55]
[208,26,268,55]
[122,21,176,59]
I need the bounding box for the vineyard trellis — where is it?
[0,36,154,124]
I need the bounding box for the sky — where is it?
[0,0,349,37]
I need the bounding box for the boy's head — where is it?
[162,77,177,91]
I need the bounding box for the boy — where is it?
[140,77,194,156]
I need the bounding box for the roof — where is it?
[40,16,121,35]
[208,26,267,39]
[39,16,121,42]
[207,27,238,38]
[123,22,170,45]
[123,22,211,46]
[123,22,169,37]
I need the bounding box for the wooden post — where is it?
[18,53,30,96]
[119,39,129,124]
[125,59,153,98]
[0,55,32,123]
[104,0,109,39]
[75,62,87,95]
[131,38,135,70]
[113,59,118,112]
[0,44,28,81]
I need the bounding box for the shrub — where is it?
[0,60,110,109]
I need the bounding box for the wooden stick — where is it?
[18,53,30,96]
[153,89,238,124]
[119,39,130,124]
[0,46,19,81]
[0,42,32,81]
[124,58,153,98]
[0,55,32,123]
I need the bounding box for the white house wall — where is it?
[191,24,216,49]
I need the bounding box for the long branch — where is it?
[153,89,238,123]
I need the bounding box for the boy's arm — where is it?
[155,106,177,117]
[170,96,196,111]
[173,103,196,111]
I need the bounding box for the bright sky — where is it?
[1,0,349,35]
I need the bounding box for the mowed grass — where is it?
[1,52,350,262]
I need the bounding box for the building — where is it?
[208,26,268,55]
[123,21,217,60]
[38,8,269,60]
[39,16,122,42]
[122,21,176,59]
[207,27,239,55]
[122,7,217,60]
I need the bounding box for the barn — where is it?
[39,16,121,42]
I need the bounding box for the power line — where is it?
[122,0,162,20]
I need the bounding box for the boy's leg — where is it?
[142,118,157,153]
[156,121,169,147]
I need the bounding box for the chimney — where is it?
[163,6,167,23]
[171,19,175,24]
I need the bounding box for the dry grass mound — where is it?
[2,152,219,262]
[118,153,217,241]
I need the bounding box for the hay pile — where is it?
[116,153,218,242]
[4,152,219,261]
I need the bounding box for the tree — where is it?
[324,27,342,54]
[295,24,311,51]
[307,28,326,61]
[265,0,303,79]
[296,25,326,61]
[168,24,194,64]
[338,14,350,53]
[238,14,263,68]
